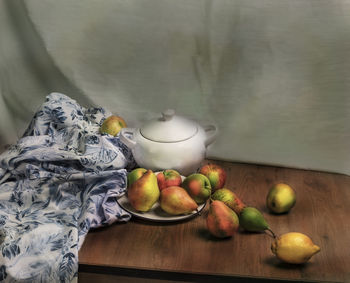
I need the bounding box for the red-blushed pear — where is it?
[156,169,182,191]
[206,200,239,238]
[127,168,147,188]
[160,186,198,215]
[211,188,246,215]
[100,115,127,136]
[182,173,211,204]
[127,170,160,212]
[199,164,226,192]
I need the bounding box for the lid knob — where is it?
[161,109,175,121]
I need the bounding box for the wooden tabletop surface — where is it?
[78,160,350,283]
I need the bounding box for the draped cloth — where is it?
[0,93,135,282]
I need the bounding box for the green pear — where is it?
[239,207,269,232]
[266,183,296,214]
[127,170,160,212]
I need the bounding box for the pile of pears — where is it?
[126,169,203,216]
[204,166,320,265]
[125,164,320,265]
[208,187,273,238]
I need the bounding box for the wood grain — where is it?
[79,160,350,282]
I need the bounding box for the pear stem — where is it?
[266,228,277,239]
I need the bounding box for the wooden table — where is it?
[78,160,350,283]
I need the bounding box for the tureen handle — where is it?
[120,128,137,149]
[203,124,218,146]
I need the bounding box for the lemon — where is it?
[271,232,320,264]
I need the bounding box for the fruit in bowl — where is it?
[127,170,160,212]
[127,168,147,188]
[156,169,182,191]
[199,164,226,192]
[159,186,198,215]
[100,115,127,136]
[182,173,211,204]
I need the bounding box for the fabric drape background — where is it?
[1,0,349,175]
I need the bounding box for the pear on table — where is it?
[211,188,246,215]
[266,183,296,214]
[239,207,270,233]
[206,200,239,238]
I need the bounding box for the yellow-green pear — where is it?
[100,115,126,136]
[160,186,198,215]
[127,168,147,188]
[127,170,160,212]
[266,183,296,214]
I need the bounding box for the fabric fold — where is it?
[0,93,135,282]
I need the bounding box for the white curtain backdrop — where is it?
[1,0,349,175]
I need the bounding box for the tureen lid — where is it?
[140,109,198,142]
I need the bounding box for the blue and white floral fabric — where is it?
[0,93,135,282]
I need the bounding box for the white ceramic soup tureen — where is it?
[120,109,217,176]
